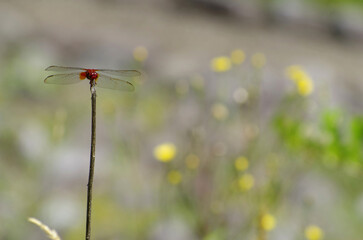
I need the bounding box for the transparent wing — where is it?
[45,66,84,72]
[97,69,141,77]
[44,73,82,85]
[96,73,134,91]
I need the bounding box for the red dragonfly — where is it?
[44,66,141,91]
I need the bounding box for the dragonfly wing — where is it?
[97,73,134,91]
[97,69,141,77]
[46,66,84,72]
[44,73,82,84]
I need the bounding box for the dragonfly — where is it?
[44,66,141,91]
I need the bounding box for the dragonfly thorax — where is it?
[84,69,98,81]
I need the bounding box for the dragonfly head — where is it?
[84,69,99,81]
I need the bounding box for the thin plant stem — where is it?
[86,80,97,240]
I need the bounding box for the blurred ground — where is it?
[1,0,363,110]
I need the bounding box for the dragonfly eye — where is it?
[86,71,98,81]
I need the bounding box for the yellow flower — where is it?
[234,156,249,171]
[285,65,314,96]
[285,65,305,82]
[297,78,313,96]
[154,143,176,162]
[261,214,276,231]
[133,46,148,62]
[167,170,182,185]
[185,154,200,169]
[211,103,229,121]
[238,173,254,191]
[211,56,231,72]
[251,53,266,69]
[305,225,324,240]
[231,49,245,65]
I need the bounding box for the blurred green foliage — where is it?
[1,45,363,240]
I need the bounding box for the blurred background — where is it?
[1,0,363,239]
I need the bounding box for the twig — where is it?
[86,80,97,240]
[28,217,61,240]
